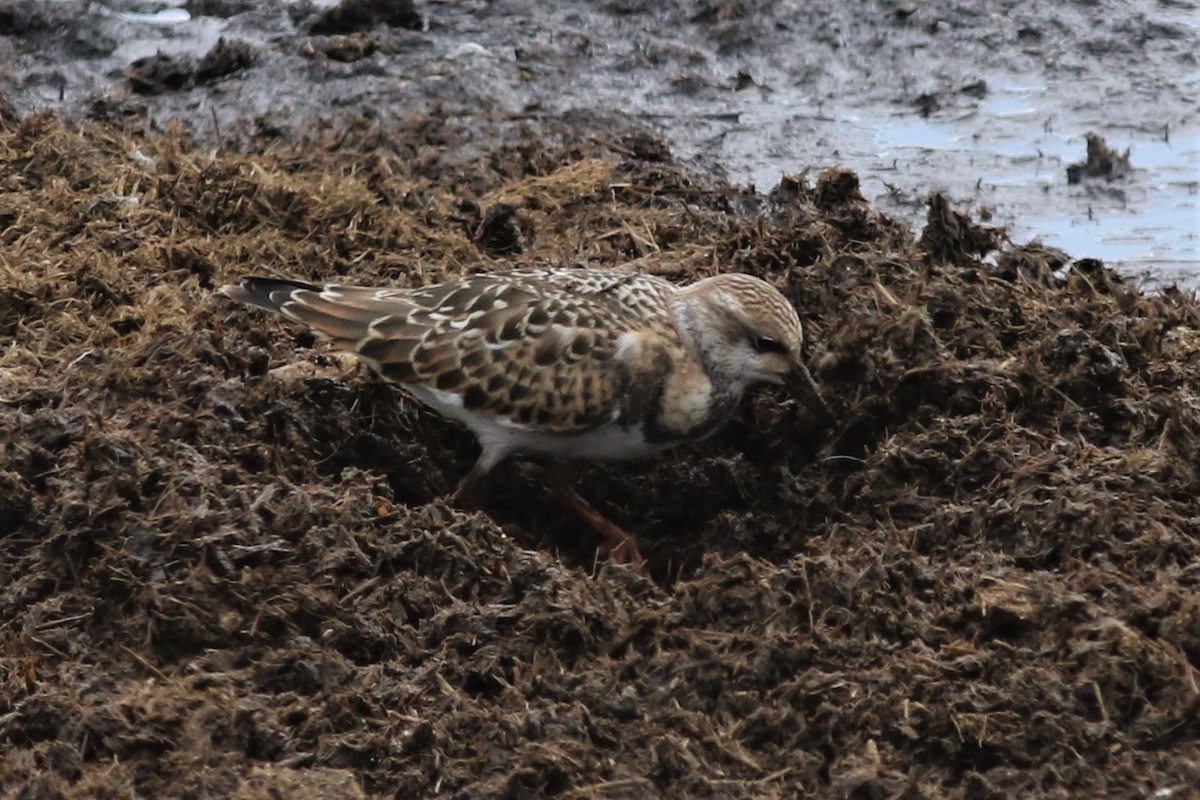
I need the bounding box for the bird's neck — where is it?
[668,287,747,395]
[649,291,748,442]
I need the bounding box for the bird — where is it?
[220,267,834,565]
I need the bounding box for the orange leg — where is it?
[452,448,506,510]
[453,453,645,567]
[452,472,483,511]
[549,485,645,567]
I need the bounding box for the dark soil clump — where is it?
[126,38,257,95]
[308,0,423,35]
[1066,132,1134,184]
[1,113,1198,798]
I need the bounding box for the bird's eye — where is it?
[751,335,788,354]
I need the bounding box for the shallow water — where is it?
[723,106,1200,287]
[661,64,1199,288]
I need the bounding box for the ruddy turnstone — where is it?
[221,268,833,564]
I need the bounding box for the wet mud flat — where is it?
[3,105,1200,798]
[3,0,1198,281]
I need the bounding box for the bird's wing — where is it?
[222,270,679,434]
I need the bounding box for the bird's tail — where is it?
[220,276,421,347]
[220,276,322,315]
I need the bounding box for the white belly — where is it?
[474,414,671,462]
[403,385,672,463]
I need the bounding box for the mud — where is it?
[3,1,1200,798]
[1,0,1196,277]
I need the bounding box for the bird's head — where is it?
[673,273,834,426]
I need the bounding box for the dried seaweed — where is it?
[1,114,1198,798]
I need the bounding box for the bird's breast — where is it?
[647,361,740,444]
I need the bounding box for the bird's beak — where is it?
[787,361,835,427]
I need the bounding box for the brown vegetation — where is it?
[2,112,1198,798]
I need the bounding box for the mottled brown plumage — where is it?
[221,267,833,564]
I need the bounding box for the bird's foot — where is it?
[549,486,646,567]
[451,463,489,511]
[450,483,479,512]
